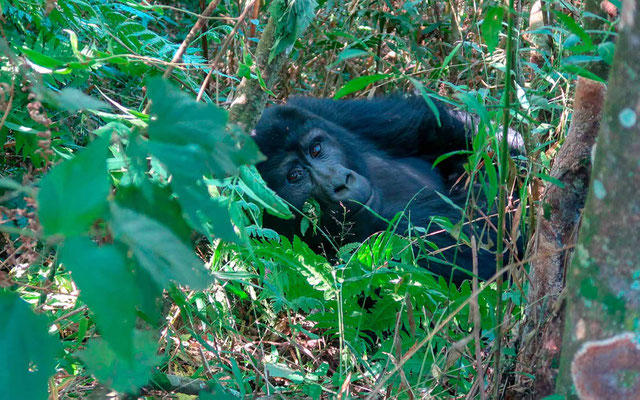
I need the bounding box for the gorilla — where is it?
[252,95,521,284]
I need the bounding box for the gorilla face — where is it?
[254,107,374,216]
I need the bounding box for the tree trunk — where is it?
[555,3,640,397]
[228,15,286,131]
[516,77,606,397]
[511,0,615,396]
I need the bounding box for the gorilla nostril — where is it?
[334,185,348,195]
[345,173,355,186]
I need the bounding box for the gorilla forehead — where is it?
[253,106,318,155]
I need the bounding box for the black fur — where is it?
[253,95,518,284]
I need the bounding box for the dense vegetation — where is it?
[0,0,617,398]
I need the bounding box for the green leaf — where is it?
[481,153,498,209]
[535,172,566,188]
[329,48,372,67]
[147,78,228,149]
[408,77,441,127]
[110,204,213,290]
[146,142,239,242]
[481,6,504,53]
[238,165,292,219]
[78,330,162,393]
[266,362,305,383]
[554,11,594,53]
[561,64,606,83]
[38,135,110,237]
[0,292,61,400]
[48,88,109,112]
[334,74,391,99]
[59,237,140,359]
[598,41,615,65]
[22,47,65,68]
[269,0,318,61]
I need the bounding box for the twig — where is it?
[163,0,223,79]
[196,0,256,102]
[471,237,487,400]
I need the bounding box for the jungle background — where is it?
[0,0,633,399]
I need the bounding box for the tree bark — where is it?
[511,0,615,396]
[515,77,607,397]
[228,15,285,131]
[555,2,640,397]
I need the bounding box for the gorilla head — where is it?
[254,105,376,218]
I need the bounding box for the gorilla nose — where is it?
[333,172,353,196]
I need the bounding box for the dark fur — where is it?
[253,95,517,284]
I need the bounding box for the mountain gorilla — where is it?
[252,95,521,284]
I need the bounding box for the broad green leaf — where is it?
[266,362,305,383]
[334,74,391,99]
[146,142,239,242]
[38,135,110,237]
[147,78,262,173]
[116,184,193,242]
[49,88,109,112]
[110,204,213,290]
[147,78,227,149]
[535,172,566,188]
[22,47,65,68]
[598,41,615,65]
[238,165,292,219]
[0,292,61,399]
[78,330,161,393]
[60,237,140,359]
[481,6,504,53]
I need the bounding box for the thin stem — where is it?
[493,0,516,396]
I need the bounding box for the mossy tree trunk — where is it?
[555,3,640,397]
[513,0,613,395]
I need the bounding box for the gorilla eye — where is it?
[309,143,322,158]
[287,168,304,182]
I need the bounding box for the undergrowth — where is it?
[0,0,616,398]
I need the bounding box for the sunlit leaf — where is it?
[38,135,110,237]
[482,6,504,53]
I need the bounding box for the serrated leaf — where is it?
[59,237,140,359]
[78,330,161,393]
[110,204,213,290]
[481,6,504,53]
[0,292,61,400]
[38,135,110,237]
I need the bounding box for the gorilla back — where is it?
[252,95,519,284]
